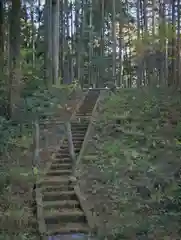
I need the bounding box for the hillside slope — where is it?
[77,87,181,239]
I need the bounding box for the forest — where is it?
[0,0,181,239]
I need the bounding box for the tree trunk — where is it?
[177,0,181,87]
[136,0,142,87]
[70,1,74,82]
[75,0,80,82]
[100,0,105,87]
[171,0,176,85]
[30,1,35,68]
[118,16,123,87]
[0,0,4,72]
[52,0,60,85]
[8,0,21,118]
[112,0,116,85]
[45,0,53,86]
[88,0,93,86]
[60,0,64,81]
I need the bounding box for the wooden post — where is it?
[44,129,49,149]
[65,121,76,164]
[33,120,40,169]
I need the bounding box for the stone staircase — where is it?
[36,89,100,238]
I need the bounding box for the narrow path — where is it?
[37,89,100,239]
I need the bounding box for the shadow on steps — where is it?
[48,233,95,240]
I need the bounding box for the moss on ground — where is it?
[78,87,181,240]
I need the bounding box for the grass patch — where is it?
[79,87,181,239]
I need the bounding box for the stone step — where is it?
[71,133,86,138]
[47,222,89,235]
[71,132,86,136]
[56,153,70,157]
[58,150,81,155]
[43,190,76,201]
[59,147,81,152]
[53,157,72,163]
[52,160,72,166]
[44,208,86,224]
[70,123,89,128]
[67,136,85,140]
[50,161,72,170]
[75,114,91,117]
[43,200,80,210]
[71,126,88,130]
[41,184,74,192]
[50,163,72,170]
[38,176,70,186]
[62,141,83,146]
[47,169,72,176]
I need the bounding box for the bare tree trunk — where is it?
[30,1,35,68]
[75,0,80,81]
[143,0,150,85]
[136,0,142,87]
[36,0,41,65]
[70,1,74,82]
[0,1,4,63]
[52,0,60,85]
[112,0,116,85]
[60,0,64,81]
[177,0,180,86]
[152,0,156,36]
[88,0,93,86]
[63,0,70,84]
[8,0,21,118]
[167,3,172,86]
[80,0,85,86]
[45,0,53,86]
[158,0,165,85]
[118,17,123,87]
[171,0,176,85]
[100,0,105,87]
[0,0,4,73]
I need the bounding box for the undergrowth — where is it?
[84,87,181,239]
[0,80,79,239]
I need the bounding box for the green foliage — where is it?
[0,233,37,240]
[0,73,8,114]
[21,73,45,98]
[0,71,76,239]
[0,117,22,153]
[90,87,181,239]
[0,167,34,193]
[0,75,75,154]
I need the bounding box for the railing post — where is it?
[33,120,40,173]
[44,129,49,149]
[65,121,76,164]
